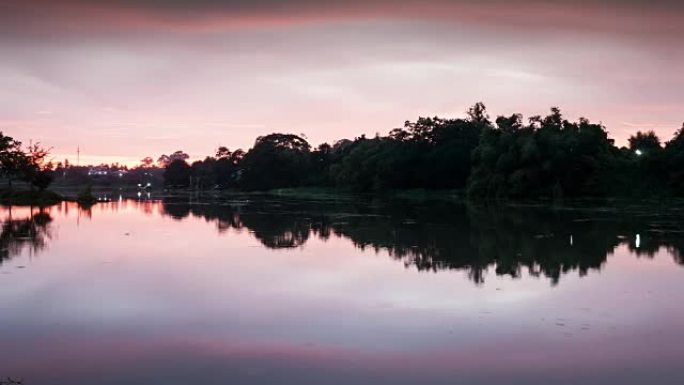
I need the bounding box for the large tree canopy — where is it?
[240,134,313,190]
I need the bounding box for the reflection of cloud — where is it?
[4,308,684,384]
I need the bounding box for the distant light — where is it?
[635,149,643,156]
[636,234,641,248]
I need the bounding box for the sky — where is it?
[1,0,683,166]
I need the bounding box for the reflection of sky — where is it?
[0,203,683,384]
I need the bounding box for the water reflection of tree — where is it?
[0,208,53,265]
[629,226,684,265]
[160,198,684,285]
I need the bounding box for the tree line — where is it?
[161,103,684,199]
[3,103,683,199]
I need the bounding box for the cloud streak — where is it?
[2,0,683,40]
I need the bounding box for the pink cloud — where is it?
[1,0,682,164]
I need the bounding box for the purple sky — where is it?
[1,0,683,165]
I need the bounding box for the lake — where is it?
[1,196,683,384]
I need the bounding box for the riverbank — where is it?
[0,189,65,206]
[261,188,684,216]
[10,185,682,212]
[264,187,466,202]
[0,187,101,207]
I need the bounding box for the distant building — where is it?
[88,167,109,176]
[88,168,127,177]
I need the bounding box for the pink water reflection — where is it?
[0,201,683,384]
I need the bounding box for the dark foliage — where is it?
[163,159,191,188]
[468,109,617,199]
[0,132,54,191]
[665,124,684,194]
[240,133,312,190]
[0,210,53,265]
[3,103,682,198]
[30,169,54,191]
[160,198,684,285]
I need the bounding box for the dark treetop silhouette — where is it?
[3,103,684,199]
[156,103,684,199]
[0,132,52,191]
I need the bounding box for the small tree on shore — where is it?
[21,142,53,190]
[0,132,25,188]
[0,132,54,190]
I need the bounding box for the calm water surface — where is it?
[1,197,683,384]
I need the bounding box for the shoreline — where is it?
[3,186,683,212]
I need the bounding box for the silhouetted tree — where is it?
[163,159,191,188]
[214,147,243,188]
[626,131,667,196]
[240,133,312,190]
[0,132,25,188]
[216,146,231,159]
[140,157,155,168]
[665,123,684,195]
[20,142,52,190]
[157,150,189,168]
[469,108,614,199]
[331,103,487,191]
[629,131,662,154]
[467,101,491,125]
